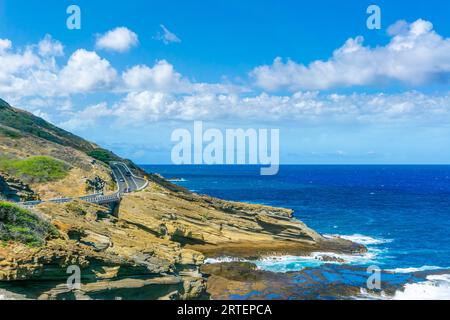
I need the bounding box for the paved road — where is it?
[110,161,148,194]
[19,162,148,208]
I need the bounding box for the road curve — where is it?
[110,161,148,193]
[19,162,148,208]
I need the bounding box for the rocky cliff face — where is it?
[0,173,38,202]
[0,200,206,300]
[0,98,365,300]
[0,180,364,300]
[119,181,364,259]
[0,130,116,199]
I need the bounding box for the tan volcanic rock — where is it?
[0,200,206,299]
[119,181,365,259]
[1,133,115,200]
[0,98,365,300]
[0,178,364,300]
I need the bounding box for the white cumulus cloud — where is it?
[63,90,450,128]
[60,102,113,130]
[2,20,450,134]
[121,60,245,94]
[0,39,44,95]
[38,34,64,57]
[251,19,450,91]
[0,37,117,98]
[96,27,139,52]
[122,60,182,91]
[0,39,12,52]
[59,49,117,93]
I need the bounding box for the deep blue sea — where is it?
[142,165,450,299]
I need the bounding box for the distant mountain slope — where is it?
[0,98,96,153]
[0,98,143,172]
[0,98,131,199]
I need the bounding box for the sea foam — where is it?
[205,233,389,273]
[253,249,381,273]
[204,257,243,264]
[324,234,393,245]
[386,265,448,274]
[393,274,450,300]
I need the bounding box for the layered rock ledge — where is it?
[0,98,366,300]
[122,178,366,258]
[0,178,366,300]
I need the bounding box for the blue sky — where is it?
[1,0,450,164]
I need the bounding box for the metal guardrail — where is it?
[18,192,120,208]
[18,162,147,208]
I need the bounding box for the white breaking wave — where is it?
[168,178,187,182]
[386,266,448,274]
[253,249,382,273]
[205,233,389,273]
[324,234,393,245]
[0,289,24,300]
[204,234,450,300]
[204,257,244,264]
[205,249,380,273]
[393,274,450,300]
[356,288,390,300]
[356,274,450,301]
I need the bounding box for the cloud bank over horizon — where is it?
[1,18,450,163]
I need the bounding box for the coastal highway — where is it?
[19,162,148,208]
[109,161,148,194]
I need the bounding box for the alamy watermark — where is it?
[366,265,382,290]
[366,4,381,30]
[66,5,81,30]
[66,265,81,290]
[171,121,280,176]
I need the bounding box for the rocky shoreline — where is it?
[200,262,377,300]
[0,99,367,300]
[0,177,366,300]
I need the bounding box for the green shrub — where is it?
[0,201,58,247]
[0,126,22,139]
[87,149,116,164]
[0,156,69,183]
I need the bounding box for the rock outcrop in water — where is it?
[120,181,365,259]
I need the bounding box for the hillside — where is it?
[0,98,142,175]
[0,98,96,153]
[0,99,139,200]
[0,98,365,300]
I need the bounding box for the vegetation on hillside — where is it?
[0,99,94,152]
[87,148,118,164]
[0,156,70,183]
[0,98,8,108]
[0,97,146,177]
[0,126,22,139]
[87,148,140,173]
[0,201,58,247]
